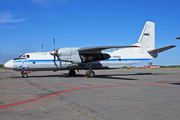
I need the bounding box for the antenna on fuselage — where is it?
[53,37,55,51]
[42,43,43,52]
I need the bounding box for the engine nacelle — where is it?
[57,48,82,63]
[57,48,110,63]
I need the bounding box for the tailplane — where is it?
[148,45,176,53]
[134,21,155,51]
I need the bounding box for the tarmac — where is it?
[0,69,180,120]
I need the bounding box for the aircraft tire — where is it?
[68,70,76,76]
[22,73,28,78]
[86,70,95,78]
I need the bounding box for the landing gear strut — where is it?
[21,71,28,78]
[68,70,76,76]
[85,62,95,78]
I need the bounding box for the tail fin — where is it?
[134,21,155,51]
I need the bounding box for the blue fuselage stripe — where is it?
[13,60,55,63]
[105,59,150,61]
[13,59,151,63]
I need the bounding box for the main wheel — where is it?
[22,73,28,78]
[68,70,76,76]
[86,70,95,78]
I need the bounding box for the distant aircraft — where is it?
[4,21,175,78]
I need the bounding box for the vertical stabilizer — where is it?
[134,21,155,51]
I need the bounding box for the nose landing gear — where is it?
[21,71,31,78]
[21,71,28,78]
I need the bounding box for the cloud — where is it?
[1,25,19,30]
[32,0,48,5]
[56,0,68,3]
[32,0,85,7]
[0,11,26,24]
[32,0,68,5]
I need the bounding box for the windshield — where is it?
[13,54,30,60]
[19,54,25,58]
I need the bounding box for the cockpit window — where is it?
[18,54,30,58]
[13,54,29,60]
[19,54,25,58]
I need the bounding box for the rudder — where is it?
[134,21,155,51]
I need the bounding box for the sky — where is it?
[0,0,180,66]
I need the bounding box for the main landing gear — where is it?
[84,62,95,78]
[85,70,95,78]
[68,70,95,78]
[68,70,76,76]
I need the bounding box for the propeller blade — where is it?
[51,37,62,68]
[60,61,62,68]
[56,54,62,68]
[53,55,58,68]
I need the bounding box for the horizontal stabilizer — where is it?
[148,45,176,53]
[78,45,139,53]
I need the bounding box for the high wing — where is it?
[148,45,176,53]
[78,45,139,53]
[77,45,139,62]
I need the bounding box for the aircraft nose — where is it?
[4,59,13,69]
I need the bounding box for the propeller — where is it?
[50,38,62,68]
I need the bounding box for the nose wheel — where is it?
[21,71,28,78]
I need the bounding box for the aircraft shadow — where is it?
[9,72,156,81]
[92,73,153,80]
[170,83,180,86]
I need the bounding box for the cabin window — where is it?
[26,55,30,58]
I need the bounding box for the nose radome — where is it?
[4,60,13,69]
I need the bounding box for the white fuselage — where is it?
[4,47,154,71]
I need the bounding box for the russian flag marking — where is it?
[144,33,149,36]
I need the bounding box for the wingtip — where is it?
[176,37,180,39]
[170,45,176,47]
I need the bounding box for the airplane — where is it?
[4,21,176,78]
